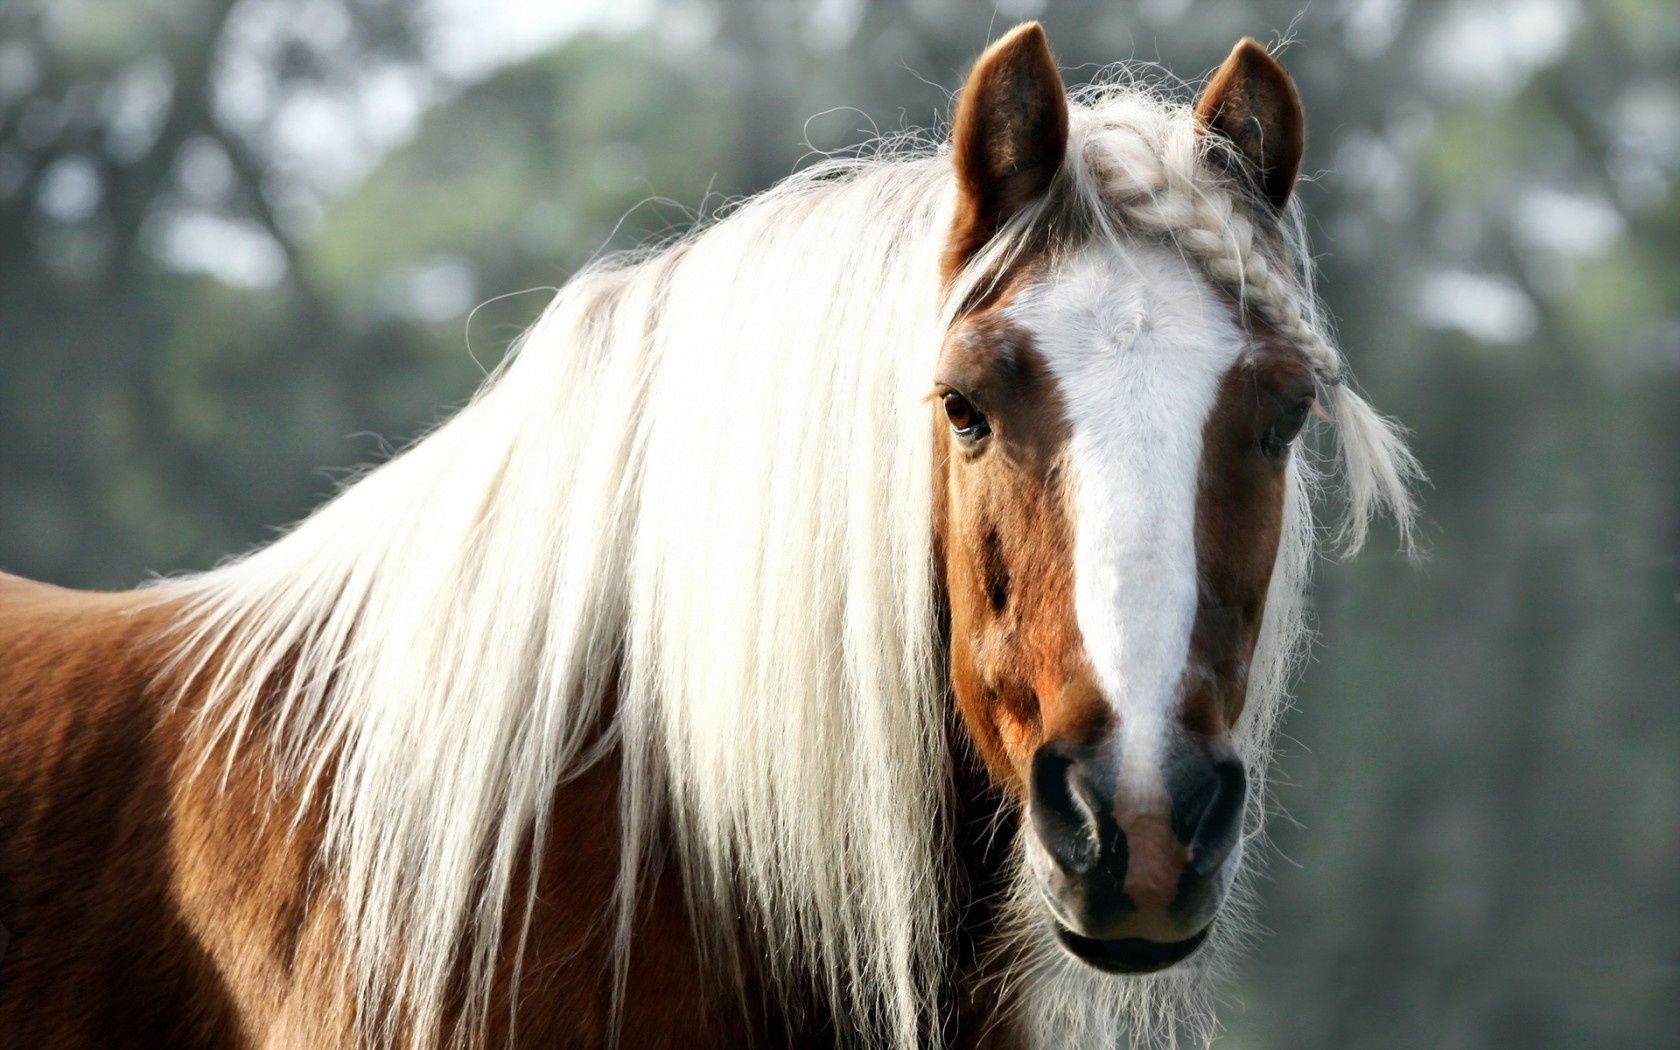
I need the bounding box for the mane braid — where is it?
[157,75,1417,1049]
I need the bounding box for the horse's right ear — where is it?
[946,22,1068,275]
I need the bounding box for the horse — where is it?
[0,24,1419,1048]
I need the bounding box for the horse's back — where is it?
[0,573,245,1047]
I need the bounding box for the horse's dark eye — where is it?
[1261,399,1311,458]
[943,391,991,440]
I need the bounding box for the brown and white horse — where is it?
[0,25,1418,1049]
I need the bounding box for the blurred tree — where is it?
[0,0,437,581]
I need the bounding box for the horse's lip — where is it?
[1050,921,1211,974]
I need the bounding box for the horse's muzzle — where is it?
[1026,734,1246,971]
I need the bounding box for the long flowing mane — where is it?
[156,75,1417,1048]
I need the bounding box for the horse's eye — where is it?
[942,391,991,440]
[1261,399,1311,458]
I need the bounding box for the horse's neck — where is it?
[498,675,1018,1045]
[506,700,831,1045]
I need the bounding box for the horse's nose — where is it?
[1170,747,1247,882]
[1028,738,1130,934]
[1028,738,1118,877]
[1028,736,1246,940]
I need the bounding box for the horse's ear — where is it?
[1194,38,1305,210]
[946,22,1068,273]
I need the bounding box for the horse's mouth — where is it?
[1051,921,1211,974]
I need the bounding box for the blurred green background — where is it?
[2,0,1676,1045]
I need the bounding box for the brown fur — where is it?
[1183,333,1315,734]
[932,304,1116,797]
[0,578,243,1047]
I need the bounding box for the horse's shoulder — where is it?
[0,573,248,1045]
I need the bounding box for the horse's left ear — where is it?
[1194,39,1305,209]
[946,22,1069,273]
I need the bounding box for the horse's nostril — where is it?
[1028,743,1106,875]
[1180,756,1246,878]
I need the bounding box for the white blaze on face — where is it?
[1008,243,1249,805]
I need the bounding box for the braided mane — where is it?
[1056,86,1421,553]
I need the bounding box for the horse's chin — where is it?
[1050,920,1211,975]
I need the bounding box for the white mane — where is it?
[159,77,1418,1049]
